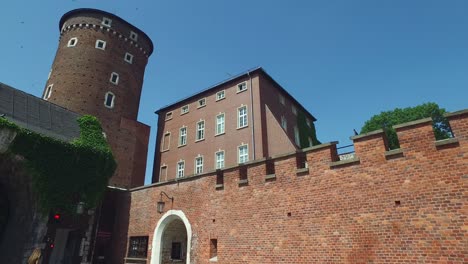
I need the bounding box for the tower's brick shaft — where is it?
[44,9,153,188]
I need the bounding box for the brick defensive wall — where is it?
[118,109,467,263]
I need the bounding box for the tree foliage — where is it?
[360,103,452,150]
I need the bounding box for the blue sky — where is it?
[1,1,467,185]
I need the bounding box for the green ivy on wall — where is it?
[297,111,321,148]
[0,115,116,213]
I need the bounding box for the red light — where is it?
[54,214,60,220]
[50,243,54,248]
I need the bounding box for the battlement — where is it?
[134,109,467,191]
[124,108,467,263]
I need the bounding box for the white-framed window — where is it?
[176,160,185,178]
[294,126,300,146]
[196,120,205,141]
[308,137,313,147]
[237,82,247,93]
[238,144,249,164]
[181,105,189,115]
[179,126,187,146]
[215,150,225,169]
[216,90,225,101]
[279,94,285,105]
[104,91,115,108]
[195,156,203,174]
[198,98,206,108]
[160,165,168,181]
[215,113,225,135]
[110,72,119,85]
[306,118,311,128]
[292,105,297,115]
[44,84,53,100]
[129,31,138,41]
[67,37,78,47]
[281,116,287,131]
[95,40,106,50]
[124,52,134,64]
[102,17,112,27]
[47,69,52,80]
[161,132,171,151]
[238,105,248,128]
[165,111,173,121]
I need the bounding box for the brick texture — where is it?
[118,111,468,263]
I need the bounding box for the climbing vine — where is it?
[0,115,116,213]
[297,111,321,148]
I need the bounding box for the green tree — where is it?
[360,103,452,150]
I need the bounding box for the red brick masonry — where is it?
[122,109,468,263]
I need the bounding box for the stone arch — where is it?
[151,210,192,264]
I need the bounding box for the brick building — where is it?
[122,109,467,264]
[44,8,153,188]
[153,67,320,183]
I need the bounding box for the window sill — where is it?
[237,125,248,130]
[215,97,225,102]
[265,174,276,180]
[161,149,169,153]
[238,179,248,186]
[435,138,459,147]
[180,111,189,116]
[236,89,247,94]
[197,104,206,109]
[215,184,224,189]
[215,132,225,137]
[195,138,205,143]
[178,144,186,148]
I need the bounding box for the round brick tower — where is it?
[44,8,153,188]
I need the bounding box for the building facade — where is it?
[43,8,153,188]
[152,68,319,183]
[122,109,467,264]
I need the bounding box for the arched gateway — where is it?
[151,210,192,264]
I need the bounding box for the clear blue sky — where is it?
[1,1,467,185]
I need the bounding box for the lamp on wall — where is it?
[157,191,174,214]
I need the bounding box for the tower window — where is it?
[216,113,225,135]
[95,40,106,50]
[237,82,247,93]
[165,111,173,121]
[129,31,138,41]
[44,84,53,100]
[181,105,189,115]
[195,156,203,174]
[104,92,115,108]
[215,150,225,169]
[110,72,119,85]
[124,52,134,64]
[67,37,77,47]
[216,90,225,101]
[196,120,205,141]
[176,161,185,178]
[281,115,287,131]
[102,17,112,27]
[238,144,249,164]
[279,94,285,105]
[198,98,206,108]
[179,126,187,146]
[238,105,248,128]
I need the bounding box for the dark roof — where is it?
[60,8,154,56]
[155,67,317,121]
[0,82,81,142]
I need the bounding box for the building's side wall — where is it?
[154,76,260,182]
[258,74,309,157]
[125,111,467,264]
